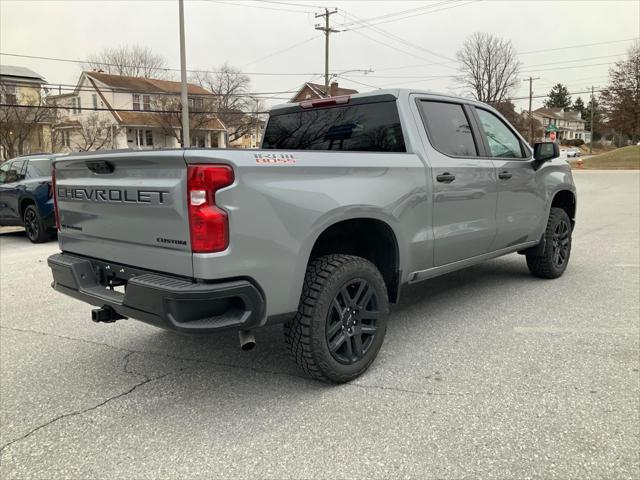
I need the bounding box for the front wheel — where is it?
[284,254,389,383]
[526,207,572,279]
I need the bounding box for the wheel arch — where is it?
[550,189,576,227]
[18,196,37,218]
[306,217,401,303]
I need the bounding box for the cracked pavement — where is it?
[0,171,639,479]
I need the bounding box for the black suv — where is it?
[0,154,59,243]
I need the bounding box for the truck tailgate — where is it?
[54,150,193,277]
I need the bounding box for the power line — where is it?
[342,0,480,31]
[2,79,300,99]
[0,51,324,77]
[352,37,636,76]
[0,103,272,115]
[519,37,638,55]
[241,35,322,68]
[341,10,458,64]
[337,1,456,29]
[203,0,313,14]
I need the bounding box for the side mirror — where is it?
[533,142,559,163]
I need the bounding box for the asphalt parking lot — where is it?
[1,171,638,479]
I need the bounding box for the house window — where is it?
[61,130,70,147]
[72,97,82,114]
[143,95,151,111]
[133,94,140,111]
[1,84,17,104]
[92,94,98,110]
[192,134,206,148]
[188,96,204,112]
[135,129,154,148]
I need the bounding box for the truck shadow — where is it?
[123,255,536,384]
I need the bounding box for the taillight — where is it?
[52,166,60,230]
[300,95,350,109]
[187,164,234,253]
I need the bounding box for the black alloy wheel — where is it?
[526,207,572,279]
[284,254,389,383]
[22,204,51,243]
[326,278,380,365]
[23,206,39,241]
[551,219,570,268]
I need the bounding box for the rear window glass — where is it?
[262,101,406,152]
[419,101,478,157]
[26,158,52,178]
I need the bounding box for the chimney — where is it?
[329,81,339,97]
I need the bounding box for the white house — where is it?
[532,107,592,143]
[47,71,227,152]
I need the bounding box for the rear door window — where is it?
[26,158,52,178]
[0,160,26,183]
[262,101,406,152]
[418,101,478,157]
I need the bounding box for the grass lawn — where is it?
[571,146,640,170]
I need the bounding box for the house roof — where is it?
[84,71,211,95]
[308,82,358,97]
[533,107,583,122]
[117,111,225,130]
[0,65,46,83]
[291,82,359,101]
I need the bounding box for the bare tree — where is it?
[456,32,521,104]
[70,114,120,151]
[151,95,220,146]
[600,41,640,143]
[0,84,55,159]
[83,45,169,79]
[190,63,256,142]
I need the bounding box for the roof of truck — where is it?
[270,88,482,113]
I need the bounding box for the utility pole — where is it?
[315,8,339,93]
[178,0,190,147]
[589,85,594,155]
[527,76,540,144]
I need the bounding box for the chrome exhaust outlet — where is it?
[238,330,256,351]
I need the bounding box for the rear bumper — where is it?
[47,253,265,334]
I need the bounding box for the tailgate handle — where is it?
[86,160,114,174]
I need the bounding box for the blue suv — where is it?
[0,154,59,243]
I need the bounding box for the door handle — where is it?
[498,171,512,180]
[436,173,456,183]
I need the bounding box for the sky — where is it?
[1,0,639,111]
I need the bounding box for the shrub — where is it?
[562,139,585,147]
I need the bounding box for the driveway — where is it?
[1,171,638,479]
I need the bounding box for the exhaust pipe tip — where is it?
[238,330,256,351]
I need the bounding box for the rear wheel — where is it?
[526,207,572,279]
[23,204,51,243]
[284,254,389,383]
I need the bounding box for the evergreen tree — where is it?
[584,96,602,139]
[572,97,586,118]
[543,83,572,109]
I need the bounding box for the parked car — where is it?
[47,90,576,382]
[566,147,581,158]
[0,154,60,242]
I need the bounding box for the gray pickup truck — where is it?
[48,90,576,382]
